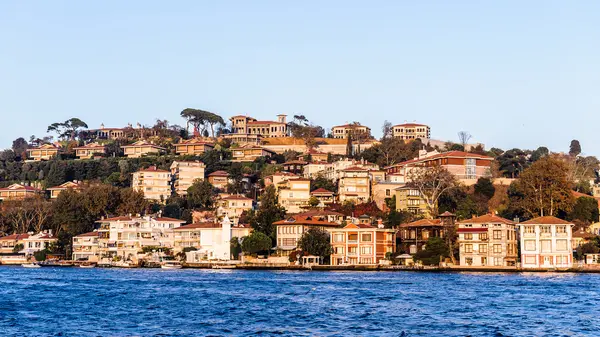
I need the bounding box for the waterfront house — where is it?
[132,166,172,202]
[121,140,166,158]
[0,183,43,201]
[47,180,82,199]
[457,214,518,267]
[216,195,253,224]
[21,230,57,257]
[74,142,106,159]
[398,219,444,254]
[207,170,230,190]
[0,233,30,254]
[26,143,60,161]
[394,186,431,217]
[518,216,574,269]
[273,215,340,252]
[72,231,99,262]
[170,161,205,196]
[329,223,396,265]
[174,138,215,156]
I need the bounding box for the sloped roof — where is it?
[0,184,41,192]
[177,138,215,146]
[47,181,82,190]
[74,231,99,237]
[208,170,229,177]
[399,219,443,228]
[311,188,335,195]
[121,141,165,149]
[273,215,340,227]
[222,195,253,201]
[74,142,105,150]
[0,233,30,241]
[389,151,493,168]
[392,123,429,128]
[458,214,514,225]
[174,222,221,230]
[136,166,169,173]
[521,216,572,225]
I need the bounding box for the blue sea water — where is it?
[0,268,599,337]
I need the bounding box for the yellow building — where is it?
[277,178,311,214]
[392,123,430,140]
[231,145,276,162]
[74,142,106,159]
[338,167,370,203]
[132,166,172,202]
[121,140,166,158]
[207,171,230,190]
[310,188,335,206]
[273,214,340,252]
[170,161,205,196]
[0,184,43,201]
[229,114,288,138]
[331,123,371,139]
[175,138,215,156]
[47,181,82,199]
[216,195,253,224]
[27,144,60,161]
[395,186,431,218]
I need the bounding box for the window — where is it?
[334,234,344,243]
[556,239,568,251]
[465,244,473,253]
[361,234,372,242]
[348,247,357,254]
[556,226,567,234]
[493,230,502,240]
[480,233,488,240]
[360,246,372,255]
[541,240,552,253]
[493,244,502,253]
[494,257,503,266]
[524,226,535,234]
[385,189,391,197]
[348,234,358,242]
[334,246,344,254]
[524,240,536,251]
[464,233,473,240]
[481,257,487,265]
[540,226,551,235]
[479,244,487,253]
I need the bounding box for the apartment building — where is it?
[395,186,431,217]
[170,161,205,196]
[310,188,335,206]
[330,223,396,265]
[0,184,43,201]
[207,170,230,189]
[392,123,431,140]
[72,231,99,261]
[96,216,186,262]
[457,214,518,267]
[216,195,253,224]
[177,218,252,261]
[132,166,172,202]
[303,149,329,162]
[323,159,379,181]
[518,216,574,269]
[174,138,215,156]
[121,141,166,158]
[331,123,371,139]
[282,160,308,175]
[386,150,493,182]
[47,180,82,199]
[278,178,311,214]
[264,172,299,188]
[231,145,276,162]
[303,162,332,179]
[338,167,371,203]
[27,144,60,161]
[73,142,106,159]
[274,215,340,252]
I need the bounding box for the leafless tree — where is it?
[382,120,393,139]
[458,131,472,149]
[406,166,458,217]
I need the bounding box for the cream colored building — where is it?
[392,123,430,140]
[231,145,276,162]
[216,195,253,224]
[175,138,215,156]
[132,166,172,202]
[330,223,396,265]
[170,161,205,196]
[72,231,99,261]
[518,216,574,269]
[122,141,166,158]
[331,123,371,139]
[338,167,370,203]
[458,214,518,267]
[74,142,106,159]
[278,178,311,214]
[27,144,60,161]
[371,181,404,211]
[229,114,288,138]
[177,219,252,260]
[274,214,340,251]
[395,186,431,218]
[310,188,335,206]
[0,183,43,201]
[207,171,230,190]
[47,180,82,199]
[21,230,57,256]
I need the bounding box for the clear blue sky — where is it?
[1,1,599,156]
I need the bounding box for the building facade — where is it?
[273,215,340,252]
[518,216,574,269]
[170,161,205,196]
[278,178,311,214]
[72,231,99,261]
[132,166,172,202]
[330,223,396,265]
[207,170,230,190]
[216,195,253,224]
[0,184,43,201]
[121,141,166,158]
[338,167,370,203]
[27,144,60,161]
[392,123,430,140]
[74,142,106,159]
[47,181,82,199]
[395,186,431,217]
[331,123,371,139]
[174,139,215,156]
[457,214,518,267]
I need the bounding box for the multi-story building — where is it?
[303,162,332,179]
[21,230,57,256]
[0,184,43,201]
[174,138,215,156]
[323,159,379,181]
[207,170,230,190]
[121,140,166,158]
[392,123,431,140]
[338,167,370,203]
[47,180,82,199]
[371,181,404,211]
[593,184,600,198]
[26,144,60,161]
[264,172,299,188]
[331,123,371,139]
[518,216,574,269]
[385,150,494,182]
[457,214,518,267]
[176,218,252,261]
[303,149,329,162]
[397,218,444,254]
[170,161,206,196]
[310,188,336,206]
[73,142,106,159]
[96,216,186,262]
[282,160,308,175]
[273,214,340,252]
[0,233,30,254]
[229,114,288,138]
[395,186,431,217]
[132,166,172,202]
[72,231,99,261]
[330,223,396,265]
[231,145,276,162]
[278,178,311,214]
[216,195,253,224]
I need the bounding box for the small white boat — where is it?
[79,264,96,268]
[161,261,182,269]
[212,264,236,269]
[22,263,41,268]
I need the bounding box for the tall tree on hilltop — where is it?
[180,109,224,138]
[382,120,393,139]
[458,131,472,150]
[569,140,582,157]
[11,137,28,159]
[47,118,88,140]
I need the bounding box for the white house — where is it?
[180,217,251,262]
[518,216,574,269]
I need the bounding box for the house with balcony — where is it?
[457,214,518,267]
[121,140,166,158]
[278,178,311,214]
[96,216,186,263]
[274,215,341,252]
[72,231,99,261]
[225,114,288,143]
[392,123,431,140]
[0,184,43,201]
[310,188,336,206]
[0,233,30,254]
[338,167,370,203]
[170,161,205,196]
[21,230,57,257]
[207,170,230,190]
[302,149,329,162]
[397,219,445,254]
[175,138,215,156]
[395,186,431,218]
[216,195,253,224]
[330,223,396,265]
[26,144,60,161]
[518,216,574,269]
[132,166,172,202]
[47,180,82,199]
[74,142,106,159]
[231,145,276,162]
[282,160,307,175]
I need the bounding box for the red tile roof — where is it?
[457,228,489,233]
[273,215,340,227]
[247,120,285,125]
[521,216,573,225]
[389,151,493,168]
[0,233,30,241]
[222,195,253,201]
[174,222,222,230]
[74,142,106,150]
[0,184,41,192]
[343,223,375,229]
[137,166,169,173]
[208,170,229,177]
[178,138,215,146]
[458,214,514,225]
[343,166,368,172]
[311,188,335,195]
[75,231,99,237]
[393,123,428,128]
[295,209,343,217]
[399,219,443,228]
[47,181,82,190]
[154,217,186,223]
[97,216,134,222]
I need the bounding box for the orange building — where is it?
[121,141,166,158]
[0,184,43,201]
[208,171,230,190]
[27,144,60,161]
[74,142,106,159]
[330,223,396,265]
[47,181,83,199]
[175,139,215,156]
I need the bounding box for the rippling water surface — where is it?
[0,267,599,336]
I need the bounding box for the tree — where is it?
[230,237,242,260]
[474,177,496,200]
[45,162,66,188]
[568,196,599,224]
[496,148,530,178]
[298,227,332,260]
[12,137,28,159]
[47,118,88,140]
[569,140,582,157]
[307,196,320,207]
[117,188,149,215]
[382,120,393,139]
[530,147,549,162]
[407,166,458,217]
[310,175,337,193]
[414,237,449,265]
[241,231,272,255]
[180,108,224,138]
[248,185,286,239]
[457,131,472,149]
[515,156,574,217]
[187,179,215,209]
